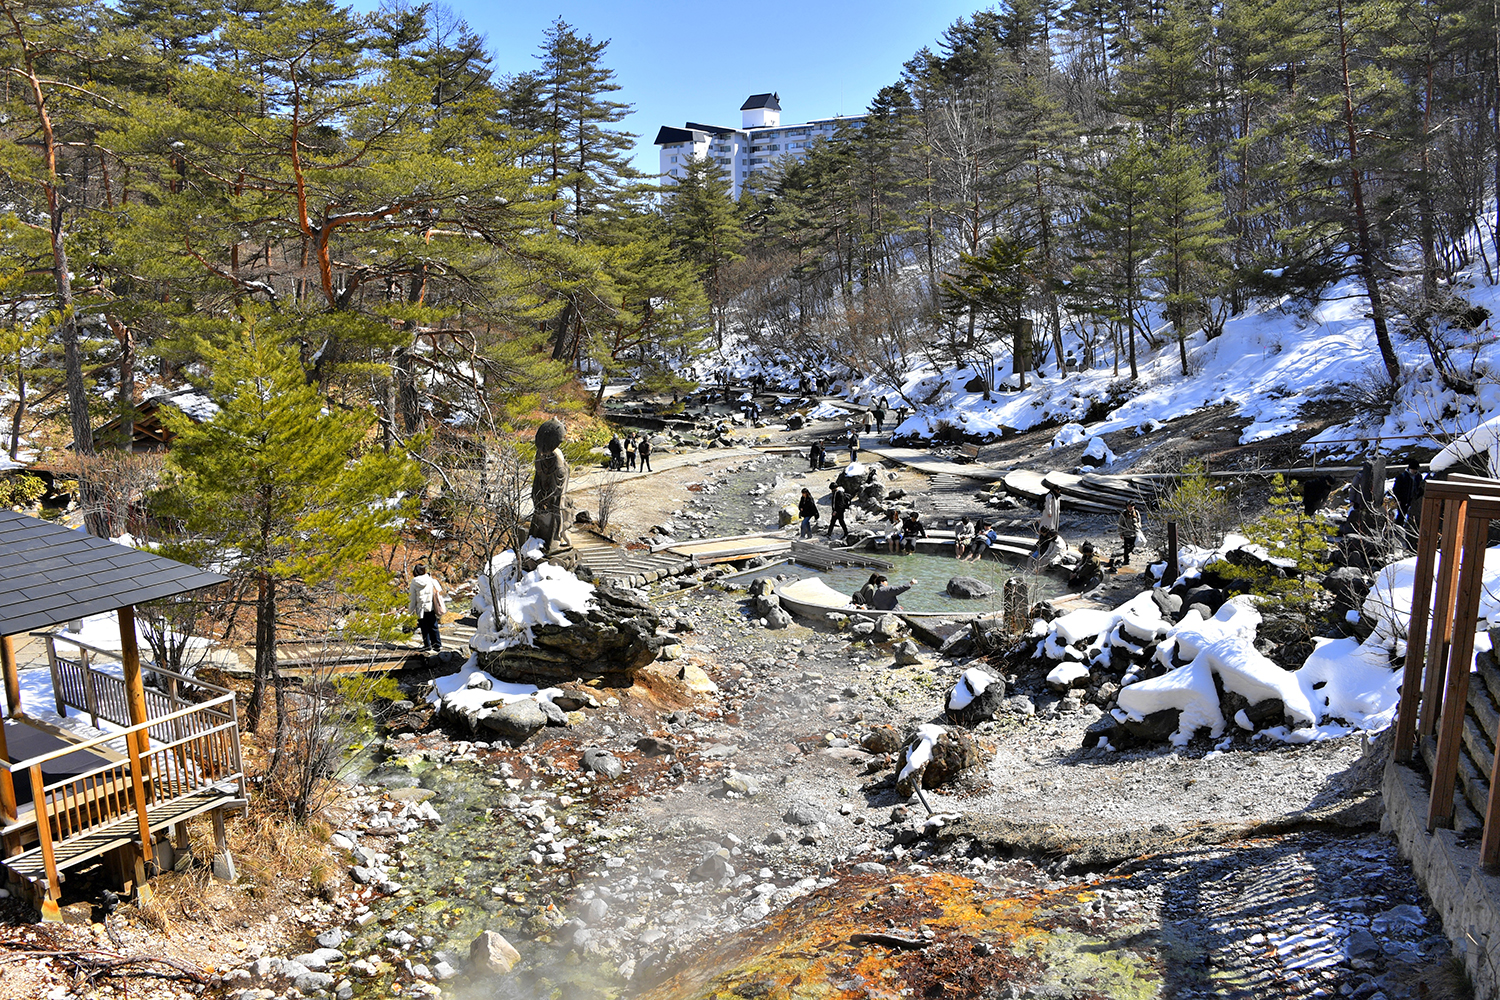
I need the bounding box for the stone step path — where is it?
[570,533,695,590]
[925,473,1033,527]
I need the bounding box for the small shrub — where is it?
[1156,459,1235,548]
[1208,474,1335,608]
[0,472,46,507]
[1325,362,1400,416]
[932,420,965,444]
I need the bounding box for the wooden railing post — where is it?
[83,653,100,730]
[1420,498,1468,740]
[45,640,64,717]
[1428,512,1491,831]
[30,764,59,912]
[125,730,154,871]
[1393,495,1443,762]
[0,634,19,717]
[117,607,149,753]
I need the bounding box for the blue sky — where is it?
[408,0,985,175]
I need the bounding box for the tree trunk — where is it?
[1336,0,1402,384]
[550,298,575,361]
[8,361,23,461]
[0,8,94,467]
[114,319,134,450]
[248,572,276,733]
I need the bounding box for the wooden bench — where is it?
[956,443,980,463]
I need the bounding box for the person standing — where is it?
[828,482,851,539]
[1118,503,1142,564]
[607,434,623,471]
[863,409,874,434]
[1040,489,1061,533]
[874,400,887,433]
[624,433,637,471]
[1392,457,1425,527]
[847,428,859,464]
[637,434,652,472]
[797,487,820,538]
[808,440,823,472]
[409,564,446,652]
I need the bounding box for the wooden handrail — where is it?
[0,694,237,773]
[38,633,233,698]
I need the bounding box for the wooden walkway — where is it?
[4,784,245,886]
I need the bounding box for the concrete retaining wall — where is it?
[1384,759,1500,998]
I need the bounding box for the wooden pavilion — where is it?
[0,510,245,919]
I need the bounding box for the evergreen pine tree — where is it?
[1147,135,1227,374]
[161,318,422,735]
[661,156,745,347]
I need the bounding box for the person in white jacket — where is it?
[409,564,446,652]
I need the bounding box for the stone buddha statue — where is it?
[529,417,571,554]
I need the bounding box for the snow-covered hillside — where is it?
[847,274,1500,461]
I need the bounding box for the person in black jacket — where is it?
[872,576,916,611]
[900,510,927,553]
[797,487,820,538]
[607,434,623,471]
[1392,457,1425,527]
[853,572,881,607]
[827,482,851,539]
[637,435,652,472]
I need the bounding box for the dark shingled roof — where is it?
[654,125,697,145]
[740,92,780,111]
[684,121,737,136]
[0,510,228,637]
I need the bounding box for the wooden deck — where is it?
[1,635,248,906]
[3,783,245,885]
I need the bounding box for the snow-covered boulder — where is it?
[896,725,980,795]
[471,548,667,683]
[1080,436,1115,466]
[946,668,1007,725]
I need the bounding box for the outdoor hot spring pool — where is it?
[777,549,1065,613]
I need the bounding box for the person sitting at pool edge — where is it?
[955,516,975,559]
[969,523,1000,561]
[882,508,903,553]
[900,510,927,554]
[1068,541,1103,591]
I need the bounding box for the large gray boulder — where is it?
[479,700,547,741]
[946,576,995,600]
[476,583,667,685]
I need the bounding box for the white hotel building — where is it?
[654,93,865,199]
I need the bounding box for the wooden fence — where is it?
[44,635,234,744]
[1392,474,1500,865]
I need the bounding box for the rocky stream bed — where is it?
[192,578,1469,1000]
